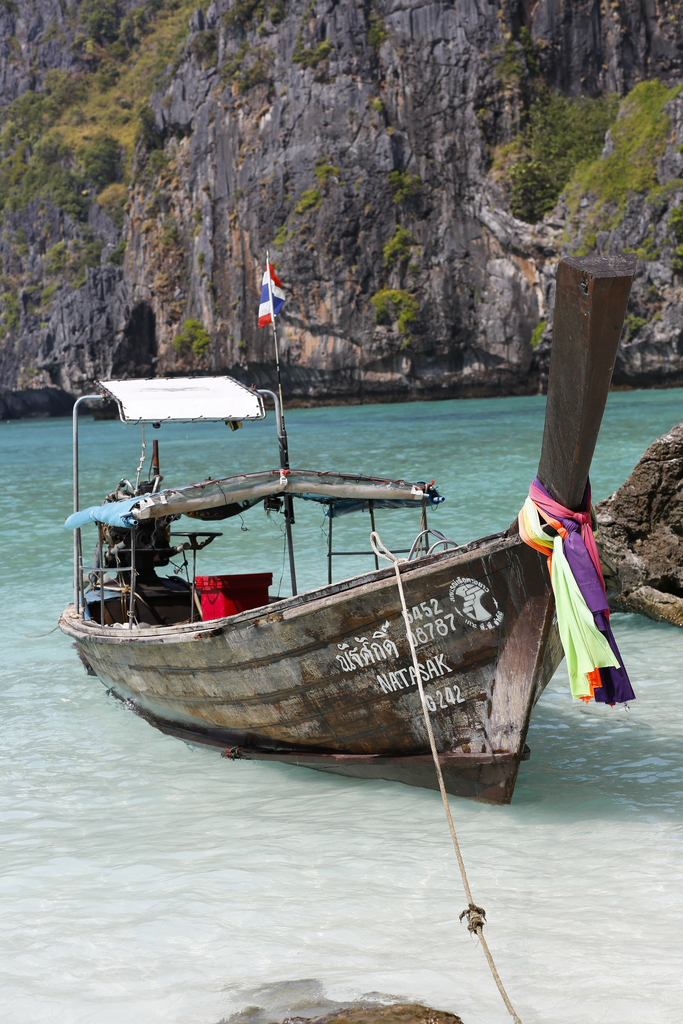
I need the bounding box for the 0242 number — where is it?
[424,685,465,711]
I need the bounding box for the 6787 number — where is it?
[405,598,457,646]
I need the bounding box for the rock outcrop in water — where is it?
[240,1004,463,1024]
[1,0,683,411]
[288,1005,463,1024]
[596,422,683,627]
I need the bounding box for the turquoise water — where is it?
[1,388,682,1024]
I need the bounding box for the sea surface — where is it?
[1,388,682,1024]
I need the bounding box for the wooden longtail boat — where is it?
[59,255,636,804]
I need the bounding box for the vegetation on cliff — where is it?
[494,25,682,234]
[0,0,199,222]
[2,0,683,402]
[0,0,201,343]
[500,90,619,223]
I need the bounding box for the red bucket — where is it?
[194,573,273,620]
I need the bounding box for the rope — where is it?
[370,531,524,1024]
[8,625,60,638]
[134,423,146,492]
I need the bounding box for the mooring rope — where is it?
[370,531,523,1024]
[8,625,60,638]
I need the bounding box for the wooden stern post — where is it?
[537,254,637,510]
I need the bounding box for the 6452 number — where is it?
[406,598,443,623]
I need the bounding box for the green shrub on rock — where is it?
[505,88,619,223]
[295,189,321,213]
[190,30,217,67]
[1,291,20,330]
[670,204,683,272]
[46,241,69,274]
[81,133,122,190]
[371,288,418,335]
[569,81,681,216]
[314,158,340,187]
[172,319,210,358]
[108,239,127,266]
[367,13,387,51]
[292,40,333,69]
[383,226,415,268]
[389,170,421,204]
[530,319,546,349]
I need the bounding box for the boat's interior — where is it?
[81,443,455,630]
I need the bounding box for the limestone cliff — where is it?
[1,0,683,411]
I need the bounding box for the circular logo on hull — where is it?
[448,577,503,631]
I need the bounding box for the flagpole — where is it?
[266,250,286,446]
[265,250,297,596]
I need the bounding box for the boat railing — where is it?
[407,528,459,561]
[86,564,135,628]
[84,529,222,628]
[73,393,105,616]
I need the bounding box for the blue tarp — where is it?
[65,497,140,530]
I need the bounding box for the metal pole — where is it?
[78,540,85,617]
[256,386,297,596]
[128,527,136,629]
[369,501,379,570]
[328,503,333,585]
[283,504,297,596]
[266,250,285,441]
[72,393,104,614]
[191,546,197,624]
[419,497,428,557]
[264,254,297,597]
[98,524,105,626]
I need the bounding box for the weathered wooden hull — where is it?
[60,530,563,804]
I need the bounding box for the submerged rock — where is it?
[282,1006,463,1024]
[595,423,683,626]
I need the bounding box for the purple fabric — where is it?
[594,612,635,704]
[563,531,610,615]
[534,478,635,704]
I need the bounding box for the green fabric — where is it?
[550,534,619,699]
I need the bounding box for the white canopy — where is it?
[133,469,433,520]
[97,376,265,423]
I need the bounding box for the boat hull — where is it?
[60,531,562,803]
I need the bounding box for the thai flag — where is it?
[258,262,285,327]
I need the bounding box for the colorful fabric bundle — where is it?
[518,477,635,705]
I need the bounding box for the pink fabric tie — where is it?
[528,480,605,593]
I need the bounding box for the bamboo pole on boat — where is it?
[266,250,297,596]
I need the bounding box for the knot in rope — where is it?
[370,531,405,566]
[459,903,487,934]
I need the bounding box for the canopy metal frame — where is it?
[96,375,266,425]
[73,394,105,613]
[71,385,296,619]
[256,388,297,595]
[71,382,440,618]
